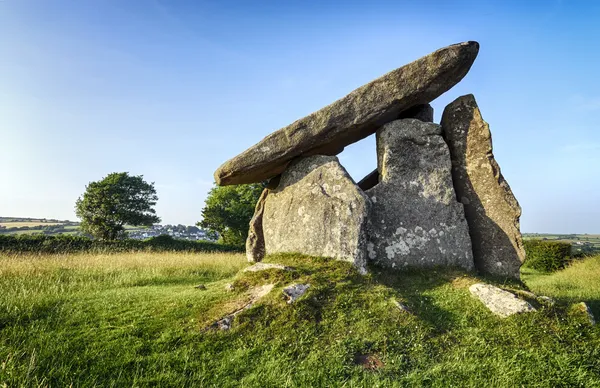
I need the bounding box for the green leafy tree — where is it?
[75,172,160,240]
[198,183,264,246]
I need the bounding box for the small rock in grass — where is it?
[393,300,410,313]
[224,283,235,292]
[469,283,535,318]
[571,302,596,325]
[283,284,310,304]
[243,263,292,272]
[195,284,207,290]
[537,295,556,306]
[354,353,384,370]
[211,284,275,330]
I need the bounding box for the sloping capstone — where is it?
[366,119,474,270]
[469,283,535,317]
[215,42,480,186]
[261,155,371,274]
[441,94,525,279]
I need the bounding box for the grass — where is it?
[0,252,599,387]
[522,255,600,316]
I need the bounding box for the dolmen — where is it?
[214,41,526,280]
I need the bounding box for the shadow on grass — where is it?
[369,265,469,333]
[0,298,65,330]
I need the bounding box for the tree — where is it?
[75,172,160,240]
[198,183,264,246]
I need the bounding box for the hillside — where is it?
[1,252,599,386]
[0,217,209,241]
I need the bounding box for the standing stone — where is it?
[246,189,268,262]
[262,155,371,274]
[398,103,434,122]
[357,103,434,192]
[366,119,474,270]
[214,42,480,186]
[441,94,525,279]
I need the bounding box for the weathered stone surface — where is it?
[469,283,535,317]
[246,189,269,262]
[357,103,434,192]
[243,262,292,272]
[215,42,480,186]
[366,119,474,270]
[441,94,525,279]
[283,284,310,304]
[398,103,434,122]
[262,155,371,273]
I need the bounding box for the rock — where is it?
[398,103,434,122]
[357,169,379,191]
[358,104,434,192]
[246,189,269,262]
[243,262,292,272]
[441,94,525,279]
[283,284,310,304]
[393,300,411,313]
[194,284,207,290]
[262,155,371,274]
[215,42,480,186]
[224,283,235,292]
[366,119,474,270]
[538,295,556,305]
[469,283,535,317]
[571,302,596,325]
[212,284,274,330]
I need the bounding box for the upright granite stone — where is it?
[366,119,474,270]
[398,103,434,122]
[246,189,269,262]
[441,94,525,279]
[357,103,434,191]
[215,42,480,186]
[261,155,371,273]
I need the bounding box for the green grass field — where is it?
[1,252,599,387]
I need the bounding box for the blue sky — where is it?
[1,0,599,233]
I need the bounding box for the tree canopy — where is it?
[75,172,160,240]
[198,183,264,246]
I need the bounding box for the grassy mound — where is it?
[1,252,599,386]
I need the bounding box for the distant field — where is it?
[0,222,63,228]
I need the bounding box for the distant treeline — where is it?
[0,234,243,254]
